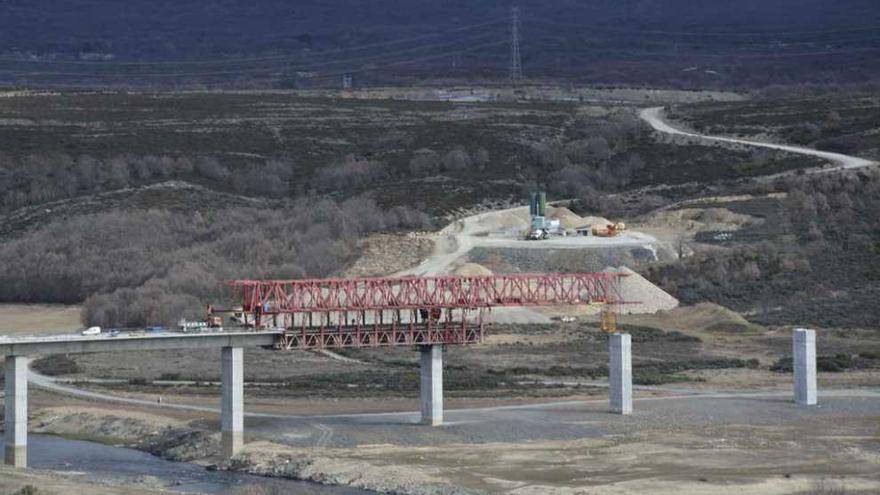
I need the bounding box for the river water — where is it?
[1,435,370,494]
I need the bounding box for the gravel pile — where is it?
[453,262,493,276]
[604,266,679,314]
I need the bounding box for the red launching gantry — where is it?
[221,273,627,350]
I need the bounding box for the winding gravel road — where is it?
[640,106,877,170]
[29,368,880,448]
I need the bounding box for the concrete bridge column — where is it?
[793,328,817,406]
[420,345,443,426]
[609,333,632,415]
[221,346,243,457]
[4,355,28,468]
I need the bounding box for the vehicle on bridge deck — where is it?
[81,326,101,336]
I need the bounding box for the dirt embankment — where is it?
[342,233,434,278]
[231,441,466,495]
[31,406,221,463]
[227,426,880,495]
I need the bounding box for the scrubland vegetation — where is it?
[670,90,880,159]
[0,91,873,328]
[648,169,880,327]
[0,198,430,327]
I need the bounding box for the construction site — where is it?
[1,183,879,494]
[0,2,879,488]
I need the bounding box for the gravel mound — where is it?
[475,209,529,231]
[545,206,584,229]
[604,266,679,314]
[454,263,493,276]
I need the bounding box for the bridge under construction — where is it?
[219,272,626,349]
[4,272,632,468]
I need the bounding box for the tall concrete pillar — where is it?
[221,347,243,457]
[4,355,28,468]
[420,345,443,426]
[609,333,632,415]
[793,328,817,406]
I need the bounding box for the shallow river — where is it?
[2,435,370,494]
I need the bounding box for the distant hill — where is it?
[1,0,879,89]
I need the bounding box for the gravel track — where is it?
[29,368,880,447]
[640,106,877,171]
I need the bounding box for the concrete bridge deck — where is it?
[1,330,448,468]
[0,330,280,355]
[3,328,818,470]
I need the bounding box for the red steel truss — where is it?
[221,273,626,351]
[227,273,624,313]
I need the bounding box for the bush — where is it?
[31,355,80,376]
[771,354,855,373]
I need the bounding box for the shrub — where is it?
[31,355,80,376]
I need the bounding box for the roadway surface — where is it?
[640,106,878,171]
[0,330,278,355]
[27,368,880,448]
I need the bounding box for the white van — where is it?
[81,326,101,336]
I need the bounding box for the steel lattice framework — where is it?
[222,273,626,351]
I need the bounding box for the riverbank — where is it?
[20,390,880,495]
[1,434,369,495]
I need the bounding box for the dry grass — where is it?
[0,304,81,336]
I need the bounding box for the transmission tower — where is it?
[509,6,523,83]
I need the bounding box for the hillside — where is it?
[0,92,823,216]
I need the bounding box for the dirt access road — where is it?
[395,206,658,277]
[391,206,660,323]
[640,106,877,170]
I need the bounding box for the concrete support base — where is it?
[420,345,443,426]
[4,445,26,467]
[793,328,817,406]
[609,333,632,415]
[4,355,28,468]
[221,347,243,458]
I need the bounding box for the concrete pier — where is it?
[793,328,817,406]
[4,355,28,467]
[609,333,632,415]
[420,345,443,426]
[221,346,244,457]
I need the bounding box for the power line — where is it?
[526,18,880,39]
[509,6,523,83]
[0,30,505,78]
[0,38,509,80]
[0,18,508,67]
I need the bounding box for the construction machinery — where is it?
[591,222,627,238]
[526,192,562,240]
[600,305,618,333]
[216,272,632,350]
